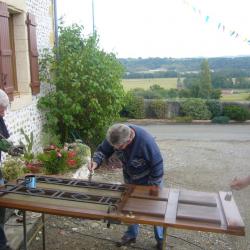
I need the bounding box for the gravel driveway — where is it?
[30,124,250,250]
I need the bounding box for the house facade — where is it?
[0,0,55,159]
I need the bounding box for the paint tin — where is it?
[25,175,36,189]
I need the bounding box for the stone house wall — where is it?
[2,0,54,161]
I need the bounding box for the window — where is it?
[0,1,40,102]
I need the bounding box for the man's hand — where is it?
[8,145,25,156]
[230,176,250,190]
[87,160,98,172]
[87,160,98,182]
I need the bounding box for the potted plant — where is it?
[37,145,68,175]
[19,128,42,173]
[64,140,91,168]
[2,156,26,181]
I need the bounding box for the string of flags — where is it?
[182,0,250,45]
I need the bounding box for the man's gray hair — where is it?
[0,89,9,108]
[106,123,131,146]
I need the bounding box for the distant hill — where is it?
[119,57,250,77]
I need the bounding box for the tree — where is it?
[183,59,220,99]
[199,59,212,98]
[211,73,233,88]
[38,24,125,148]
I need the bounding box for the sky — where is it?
[57,0,250,58]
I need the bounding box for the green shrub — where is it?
[121,92,145,118]
[64,141,91,166]
[37,147,68,175]
[223,105,249,121]
[212,116,230,124]
[175,116,193,123]
[146,99,167,119]
[206,99,222,118]
[180,99,212,120]
[2,157,25,181]
[210,89,222,99]
[38,24,125,149]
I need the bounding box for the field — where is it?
[122,78,250,101]
[221,92,250,101]
[122,78,177,91]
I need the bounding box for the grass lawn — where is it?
[221,92,250,101]
[122,78,177,91]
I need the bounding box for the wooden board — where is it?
[130,185,169,201]
[0,179,245,236]
[121,198,167,217]
[219,192,245,231]
[165,189,179,224]
[179,190,217,207]
[177,203,221,224]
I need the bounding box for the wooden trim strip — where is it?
[165,188,179,224]
[215,193,227,229]
[0,49,12,56]
[219,192,245,231]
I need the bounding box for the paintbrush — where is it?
[88,169,94,182]
[88,159,94,182]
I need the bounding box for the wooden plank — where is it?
[121,198,167,217]
[215,193,227,228]
[0,179,245,236]
[219,192,245,230]
[130,186,169,201]
[179,189,217,207]
[165,188,179,224]
[37,183,122,198]
[177,203,221,224]
[0,193,108,211]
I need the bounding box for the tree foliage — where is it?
[120,57,250,77]
[180,99,212,120]
[183,59,221,99]
[199,59,212,98]
[120,92,145,119]
[38,24,125,148]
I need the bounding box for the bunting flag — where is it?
[182,0,250,45]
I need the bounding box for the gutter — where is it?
[53,0,59,49]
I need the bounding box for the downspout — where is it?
[53,0,59,50]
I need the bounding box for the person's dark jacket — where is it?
[93,125,164,186]
[0,116,9,168]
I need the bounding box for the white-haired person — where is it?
[88,123,164,250]
[0,89,24,250]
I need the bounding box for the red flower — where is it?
[67,159,77,167]
[67,151,77,158]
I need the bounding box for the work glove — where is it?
[8,145,25,156]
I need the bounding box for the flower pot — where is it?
[26,162,43,174]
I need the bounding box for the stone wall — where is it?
[143,99,250,119]
[26,0,54,50]
[2,0,54,161]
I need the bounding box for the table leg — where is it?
[42,213,46,250]
[162,226,167,250]
[22,210,27,250]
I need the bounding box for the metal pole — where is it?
[42,213,46,250]
[22,210,27,250]
[92,0,95,34]
[53,0,59,49]
[162,227,167,250]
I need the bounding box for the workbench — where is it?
[0,175,245,249]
